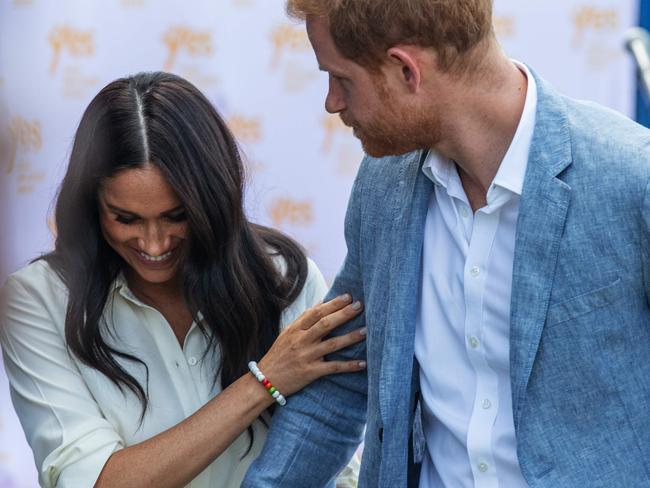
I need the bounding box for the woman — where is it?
[0,72,366,487]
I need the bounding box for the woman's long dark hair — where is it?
[43,72,307,448]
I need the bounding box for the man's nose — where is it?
[325,76,346,114]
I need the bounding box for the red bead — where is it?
[262,379,271,388]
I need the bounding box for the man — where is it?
[244,1,650,486]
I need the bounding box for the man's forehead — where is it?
[306,16,331,49]
[306,16,351,72]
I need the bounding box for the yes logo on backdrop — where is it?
[4,116,46,194]
[269,24,316,93]
[6,116,41,175]
[268,198,319,262]
[270,25,310,68]
[228,114,262,144]
[321,114,362,176]
[163,26,213,71]
[228,114,266,173]
[162,26,218,91]
[48,25,99,99]
[493,16,517,40]
[573,5,619,44]
[49,26,94,75]
[572,5,621,71]
[321,115,350,154]
[268,198,313,227]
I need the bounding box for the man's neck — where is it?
[433,57,528,210]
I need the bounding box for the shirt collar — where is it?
[422,60,537,202]
[111,273,206,324]
[111,272,143,305]
[489,60,537,198]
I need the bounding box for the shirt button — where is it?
[470,266,481,277]
[188,357,198,366]
[482,399,492,409]
[478,462,489,473]
[459,205,469,218]
[468,336,480,349]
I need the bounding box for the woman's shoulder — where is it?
[267,249,326,294]
[1,260,70,330]
[4,258,67,295]
[278,256,329,329]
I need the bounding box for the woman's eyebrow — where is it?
[106,203,140,217]
[105,203,184,217]
[160,205,185,216]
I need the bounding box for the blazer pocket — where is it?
[546,277,625,327]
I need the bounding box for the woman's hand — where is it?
[257,294,366,396]
[95,294,364,488]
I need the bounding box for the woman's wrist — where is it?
[248,361,287,406]
[241,369,276,411]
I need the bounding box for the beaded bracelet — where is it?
[248,361,287,406]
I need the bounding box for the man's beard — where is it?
[342,89,439,158]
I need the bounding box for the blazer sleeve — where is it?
[242,160,370,487]
[642,176,650,307]
[0,270,124,488]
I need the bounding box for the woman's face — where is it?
[99,164,188,287]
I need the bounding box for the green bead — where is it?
[268,387,277,395]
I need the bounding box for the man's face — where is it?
[306,16,438,157]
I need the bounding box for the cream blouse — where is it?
[0,257,354,488]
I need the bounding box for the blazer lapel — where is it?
[379,150,432,425]
[510,74,573,428]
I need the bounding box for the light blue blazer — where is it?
[243,72,650,487]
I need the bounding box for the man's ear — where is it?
[386,46,422,93]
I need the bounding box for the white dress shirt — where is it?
[0,257,327,488]
[415,62,537,488]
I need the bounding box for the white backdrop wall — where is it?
[0,0,640,486]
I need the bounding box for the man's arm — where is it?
[243,159,370,487]
[642,175,650,306]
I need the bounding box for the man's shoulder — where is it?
[531,70,650,176]
[560,95,650,175]
[529,77,650,193]
[537,92,650,203]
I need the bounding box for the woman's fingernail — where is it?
[358,361,367,369]
[352,301,362,310]
[359,327,367,336]
[339,293,352,302]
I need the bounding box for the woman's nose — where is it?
[137,222,171,256]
